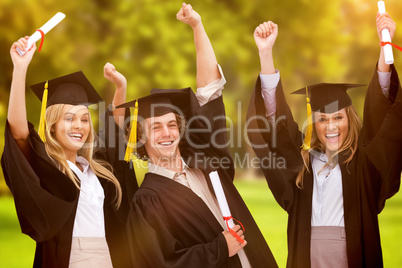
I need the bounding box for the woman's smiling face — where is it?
[314,108,349,153]
[53,104,91,156]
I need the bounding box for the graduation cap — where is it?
[30,71,102,142]
[291,83,365,150]
[116,88,193,161]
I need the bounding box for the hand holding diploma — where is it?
[17,12,65,56]
[11,37,37,70]
[223,225,247,257]
[377,1,395,64]
[209,171,235,227]
[209,171,247,257]
[209,171,247,244]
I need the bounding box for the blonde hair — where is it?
[296,105,362,188]
[44,104,122,208]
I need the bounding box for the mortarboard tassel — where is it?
[38,81,48,142]
[124,100,138,162]
[302,87,313,150]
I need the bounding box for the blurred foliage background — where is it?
[0,0,401,267]
[1,0,402,192]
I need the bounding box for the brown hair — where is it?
[295,105,362,188]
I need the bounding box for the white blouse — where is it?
[311,153,344,226]
[67,156,105,237]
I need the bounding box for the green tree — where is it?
[1,0,401,193]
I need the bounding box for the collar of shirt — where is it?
[67,156,90,174]
[148,158,189,179]
[314,152,328,163]
[311,152,335,176]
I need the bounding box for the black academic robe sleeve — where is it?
[1,121,78,242]
[360,64,402,212]
[183,95,235,179]
[361,64,400,143]
[95,105,138,268]
[128,181,230,268]
[246,76,302,211]
[95,105,138,215]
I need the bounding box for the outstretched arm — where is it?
[103,62,127,130]
[377,12,396,72]
[254,21,279,119]
[361,12,398,144]
[8,37,37,154]
[247,21,302,211]
[177,3,220,88]
[361,12,401,211]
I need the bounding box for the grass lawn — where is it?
[0,196,35,267]
[0,179,401,267]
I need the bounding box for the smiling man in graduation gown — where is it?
[120,4,278,268]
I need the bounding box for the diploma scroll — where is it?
[209,171,245,244]
[377,1,394,64]
[209,171,235,228]
[17,12,66,56]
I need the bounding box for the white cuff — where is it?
[260,70,280,89]
[377,70,391,98]
[195,64,226,106]
[260,70,280,118]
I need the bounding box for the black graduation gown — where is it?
[96,105,139,206]
[246,64,402,268]
[127,95,278,268]
[1,113,137,268]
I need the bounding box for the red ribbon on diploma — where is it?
[223,216,245,244]
[36,29,45,52]
[380,41,402,51]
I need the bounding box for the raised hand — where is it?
[176,2,201,28]
[104,62,127,128]
[376,12,396,42]
[104,62,127,90]
[10,37,36,70]
[222,225,247,257]
[254,21,278,52]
